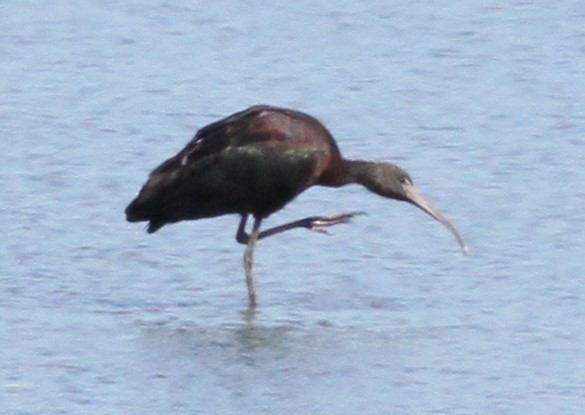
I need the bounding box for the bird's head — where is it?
[354,162,469,254]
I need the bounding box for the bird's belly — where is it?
[192,148,321,217]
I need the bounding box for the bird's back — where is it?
[125,105,342,232]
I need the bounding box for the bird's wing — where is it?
[149,115,235,177]
[149,106,286,177]
[174,106,277,167]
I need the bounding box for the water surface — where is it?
[2,1,585,414]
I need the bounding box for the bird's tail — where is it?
[126,172,165,223]
[125,196,166,233]
[125,197,149,223]
[126,171,175,233]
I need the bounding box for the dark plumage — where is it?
[126,105,468,307]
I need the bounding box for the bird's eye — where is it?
[400,176,411,185]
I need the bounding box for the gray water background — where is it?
[2,1,585,414]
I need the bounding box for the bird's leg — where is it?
[236,214,250,244]
[243,217,262,308]
[294,211,364,235]
[235,212,363,244]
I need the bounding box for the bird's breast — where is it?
[217,145,325,216]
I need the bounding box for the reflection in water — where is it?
[139,318,298,358]
[136,318,495,414]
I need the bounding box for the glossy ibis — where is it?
[126,105,468,307]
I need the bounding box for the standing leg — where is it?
[244,216,262,308]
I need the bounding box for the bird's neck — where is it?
[345,159,381,189]
[320,159,377,187]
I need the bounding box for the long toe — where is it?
[310,211,365,230]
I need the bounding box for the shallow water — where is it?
[2,1,585,414]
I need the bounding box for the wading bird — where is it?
[126,105,468,308]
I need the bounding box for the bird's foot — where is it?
[308,211,365,234]
[237,211,365,243]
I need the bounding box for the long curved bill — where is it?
[404,184,469,255]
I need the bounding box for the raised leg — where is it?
[236,212,362,244]
[244,217,262,308]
